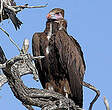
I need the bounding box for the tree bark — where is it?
[0,46,81,110]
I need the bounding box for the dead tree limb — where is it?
[0,45,82,110]
[0,37,44,88]
[0,0,48,17]
[0,49,39,88]
[0,26,21,52]
[103,96,110,110]
[12,4,48,9]
[82,81,100,110]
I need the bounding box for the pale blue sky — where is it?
[0,0,112,110]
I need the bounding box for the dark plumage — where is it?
[0,0,22,30]
[0,46,7,63]
[32,8,86,108]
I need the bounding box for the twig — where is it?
[12,3,48,9]
[82,81,100,110]
[0,26,21,52]
[103,96,110,110]
[0,1,48,22]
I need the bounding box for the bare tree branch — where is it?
[0,0,48,16]
[103,96,110,110]
[82,81,100,110]
[12,4,48,9]
[0,38,44,88]
[3,3,48,14]
[0,59,36,88]
[0,53,40,88]
[0,26,21,52]
[0,45,82,110]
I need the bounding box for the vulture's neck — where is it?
[44,19,67,38]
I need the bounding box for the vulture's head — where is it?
[47,8,64,20]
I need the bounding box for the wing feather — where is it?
[32,32,46,87]
[55,30,85,107]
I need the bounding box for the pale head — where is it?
[46,8,64,20]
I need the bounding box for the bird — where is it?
[0,0,22,30]
[32,8,86,108]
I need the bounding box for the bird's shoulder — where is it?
[69,36,82,49]
[32,32,44,41]
[69,36,86,70]
[33,32,43,38]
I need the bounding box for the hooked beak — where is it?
[46,13,51,19]
[46,13,56,19]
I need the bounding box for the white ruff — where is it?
[46,46,49,55]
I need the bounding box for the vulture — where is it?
[0,0,22,30]
[32,8,86,108]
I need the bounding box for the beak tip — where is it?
[46,13,51,19]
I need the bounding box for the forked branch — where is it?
[0,45,82,110]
